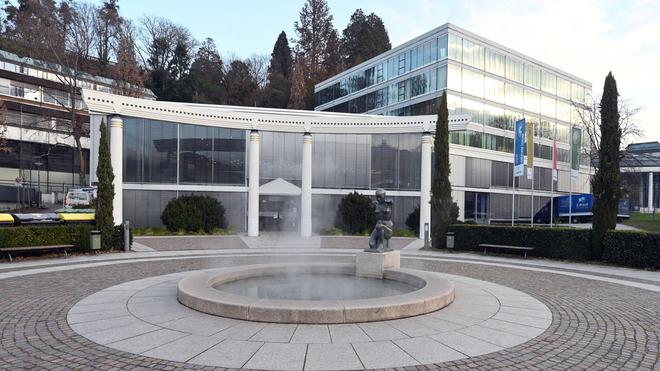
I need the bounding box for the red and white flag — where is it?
[552,139,558,182]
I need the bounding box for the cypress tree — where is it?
[96,120,115,249]
[591,72,621,258]
[264,31,293,108]
[431,92,453,248]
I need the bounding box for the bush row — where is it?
[602,231,660,269]
[447,224,660,269]
[448,224,593,261]
[0,224,130,252]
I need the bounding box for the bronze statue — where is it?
[367,188,393,252]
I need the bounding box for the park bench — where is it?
[479,243,534,259]
[1,245,73,263]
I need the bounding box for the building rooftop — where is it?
[626,141,660,154]
[315,22,591,91]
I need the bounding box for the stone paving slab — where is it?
[394,336,467,364]
[243,342,307,370]
[305,343,364,370]
[188,339,263,368]
[1,250,658,370]
[352,340,418,369]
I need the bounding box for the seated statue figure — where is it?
[367,188,394,252]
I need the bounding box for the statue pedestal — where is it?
[356,250,400,279]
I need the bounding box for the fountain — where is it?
[177,189,455,323]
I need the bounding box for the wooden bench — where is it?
[1,245,73,263]
[480,244,534,259]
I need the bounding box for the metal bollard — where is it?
[424,222,430,249]
[123,220,130,252]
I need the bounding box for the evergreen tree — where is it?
[96,120,115,249]
[591,72,622,258]
[340,9,391,68]
[189,38,225,104]
[264,31,293,108]
[293,0,335,109]
[224,60,258,106]
[430,92,453,248]
[323,28,343,80]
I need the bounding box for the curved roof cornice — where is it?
[82,89,471,134]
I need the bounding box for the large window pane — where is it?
[462,69,484,98]
[448,33,462,61]
[123,117,143,182]
[506,57,523,83]
[541,70,556,95]
[213,128,245,185]
[485,49,505,76]
[179,124,213,184]
[485,76,505,103]
[524,89,540,113]
[144,119,177,183]
[524,64,540,89]
[505,83,524,109]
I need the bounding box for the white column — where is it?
[109,116,123,226]
[300,133,313,237]
[419,133,433,239]
[248,130,260,237]
[648,172,654,212]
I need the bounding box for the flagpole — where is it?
[550,124,556,228]
[569,125,573,226]
[512,150,516,227]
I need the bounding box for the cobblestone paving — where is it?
[0,253,658,370]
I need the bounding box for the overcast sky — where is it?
[100,0,660,142]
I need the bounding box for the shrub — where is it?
[161,195,226,233]
[448,224,593,261]
[334,191,375,234]
[602,230,660,269]
[0,224,129,252]
[406,202,460,233]
[405,206,420,232]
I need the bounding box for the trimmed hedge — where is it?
[602,231,660,269]
[447,224,660,269]
[448,224,593,261]
[0,224,130,252]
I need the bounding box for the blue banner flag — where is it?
[514,118,526,177]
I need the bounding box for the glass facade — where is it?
[123,117,246,185]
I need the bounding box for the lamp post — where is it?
[34,160,43,208]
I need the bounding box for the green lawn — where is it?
[622,212,660,233]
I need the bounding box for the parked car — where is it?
[64,187,97,209]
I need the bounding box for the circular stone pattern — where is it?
[67,268,553,370]
[177,263,455,323]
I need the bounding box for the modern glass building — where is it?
[315,23,593,223]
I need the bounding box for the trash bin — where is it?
[90,230,101,252]
[446,232,455,250]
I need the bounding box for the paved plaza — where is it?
[0,237,658,370]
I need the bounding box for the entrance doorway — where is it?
[259,195,299,231]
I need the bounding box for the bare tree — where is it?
[112,20,146,97]
[246,54,269,88]
[28,1,99,186]
[572,95,642,168]
[0,102,10,154]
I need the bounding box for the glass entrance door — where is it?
[259,195,299,231]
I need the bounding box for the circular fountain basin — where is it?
[177,263,455,324]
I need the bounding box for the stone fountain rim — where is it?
[177,262,455,324]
